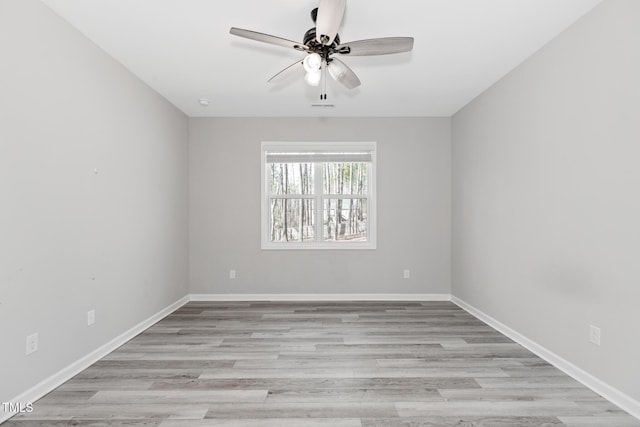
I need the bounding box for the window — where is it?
[261,141,376,249]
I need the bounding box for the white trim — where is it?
[2,292,450,423]
[189,293,452,302]
[0,295,190,424]
[6,293,636,423]
[451,296,640,421]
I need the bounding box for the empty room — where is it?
[1,0,639,425]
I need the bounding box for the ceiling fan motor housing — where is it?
[303,27,340,58]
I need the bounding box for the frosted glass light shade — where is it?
[303,53,322,73]
[304,70,321,86]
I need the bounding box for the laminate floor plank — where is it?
[34,390,98,404]
[5,301,638,426]
[198,367,357,379]
[394,400,589,417]
[73,368,204,381]
[10,403,209,420]
[91,360,234,369]
[55,379,156,391]
[361,416,563,426]
[159,418,362,426]
[4,421,161,427]
[148,377,481,391]
[233,358,380,369]
[203,402,398,419]
[102,352,282,361]
[439,387,605,401]
[88,390,268,404]
[476,376,587,389]
[559,415,640,426]
[264,388,443,403]
[374,358,525,368]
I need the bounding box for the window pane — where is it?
[270,198,315,242]
[323,198,367,242]
[323,162,368,195]
[268,163,314,195]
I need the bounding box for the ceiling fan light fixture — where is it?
[327,61,344,82]
[304,70,321,86]
[302,52,322,73]
[229,1,413,92]
[327,58,361,89]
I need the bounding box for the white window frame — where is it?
[261,141,377,250]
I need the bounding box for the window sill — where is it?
[261,242,376,250]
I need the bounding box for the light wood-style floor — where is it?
[6,301,639,426]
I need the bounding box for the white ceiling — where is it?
[40,0,601,118]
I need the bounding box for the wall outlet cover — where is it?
[26,333,38,355]
[589,325,601,346]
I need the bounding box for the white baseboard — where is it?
[2,293,450,423]
[0,295,190,424]
[14,294,635,423]
[189,293,452,302]
[451,296,640,421]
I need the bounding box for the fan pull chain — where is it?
[321,60,327,100]
[324,64,327,100]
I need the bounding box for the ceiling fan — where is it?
[230,0,414,99]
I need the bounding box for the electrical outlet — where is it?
[229,269,236,279]
[87,310,95,326]
[403,269,410,279]
[26,333,38,355]
[589,325,601,346]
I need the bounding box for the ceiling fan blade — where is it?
[315,0,346,45]
[230,27,307,51]
[337,37,414,56]
[268,60,304,83]
[327,58,361,89]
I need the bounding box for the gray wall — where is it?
[452,0,640,402]
[0,0,189,402]
[189,117,451,295]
